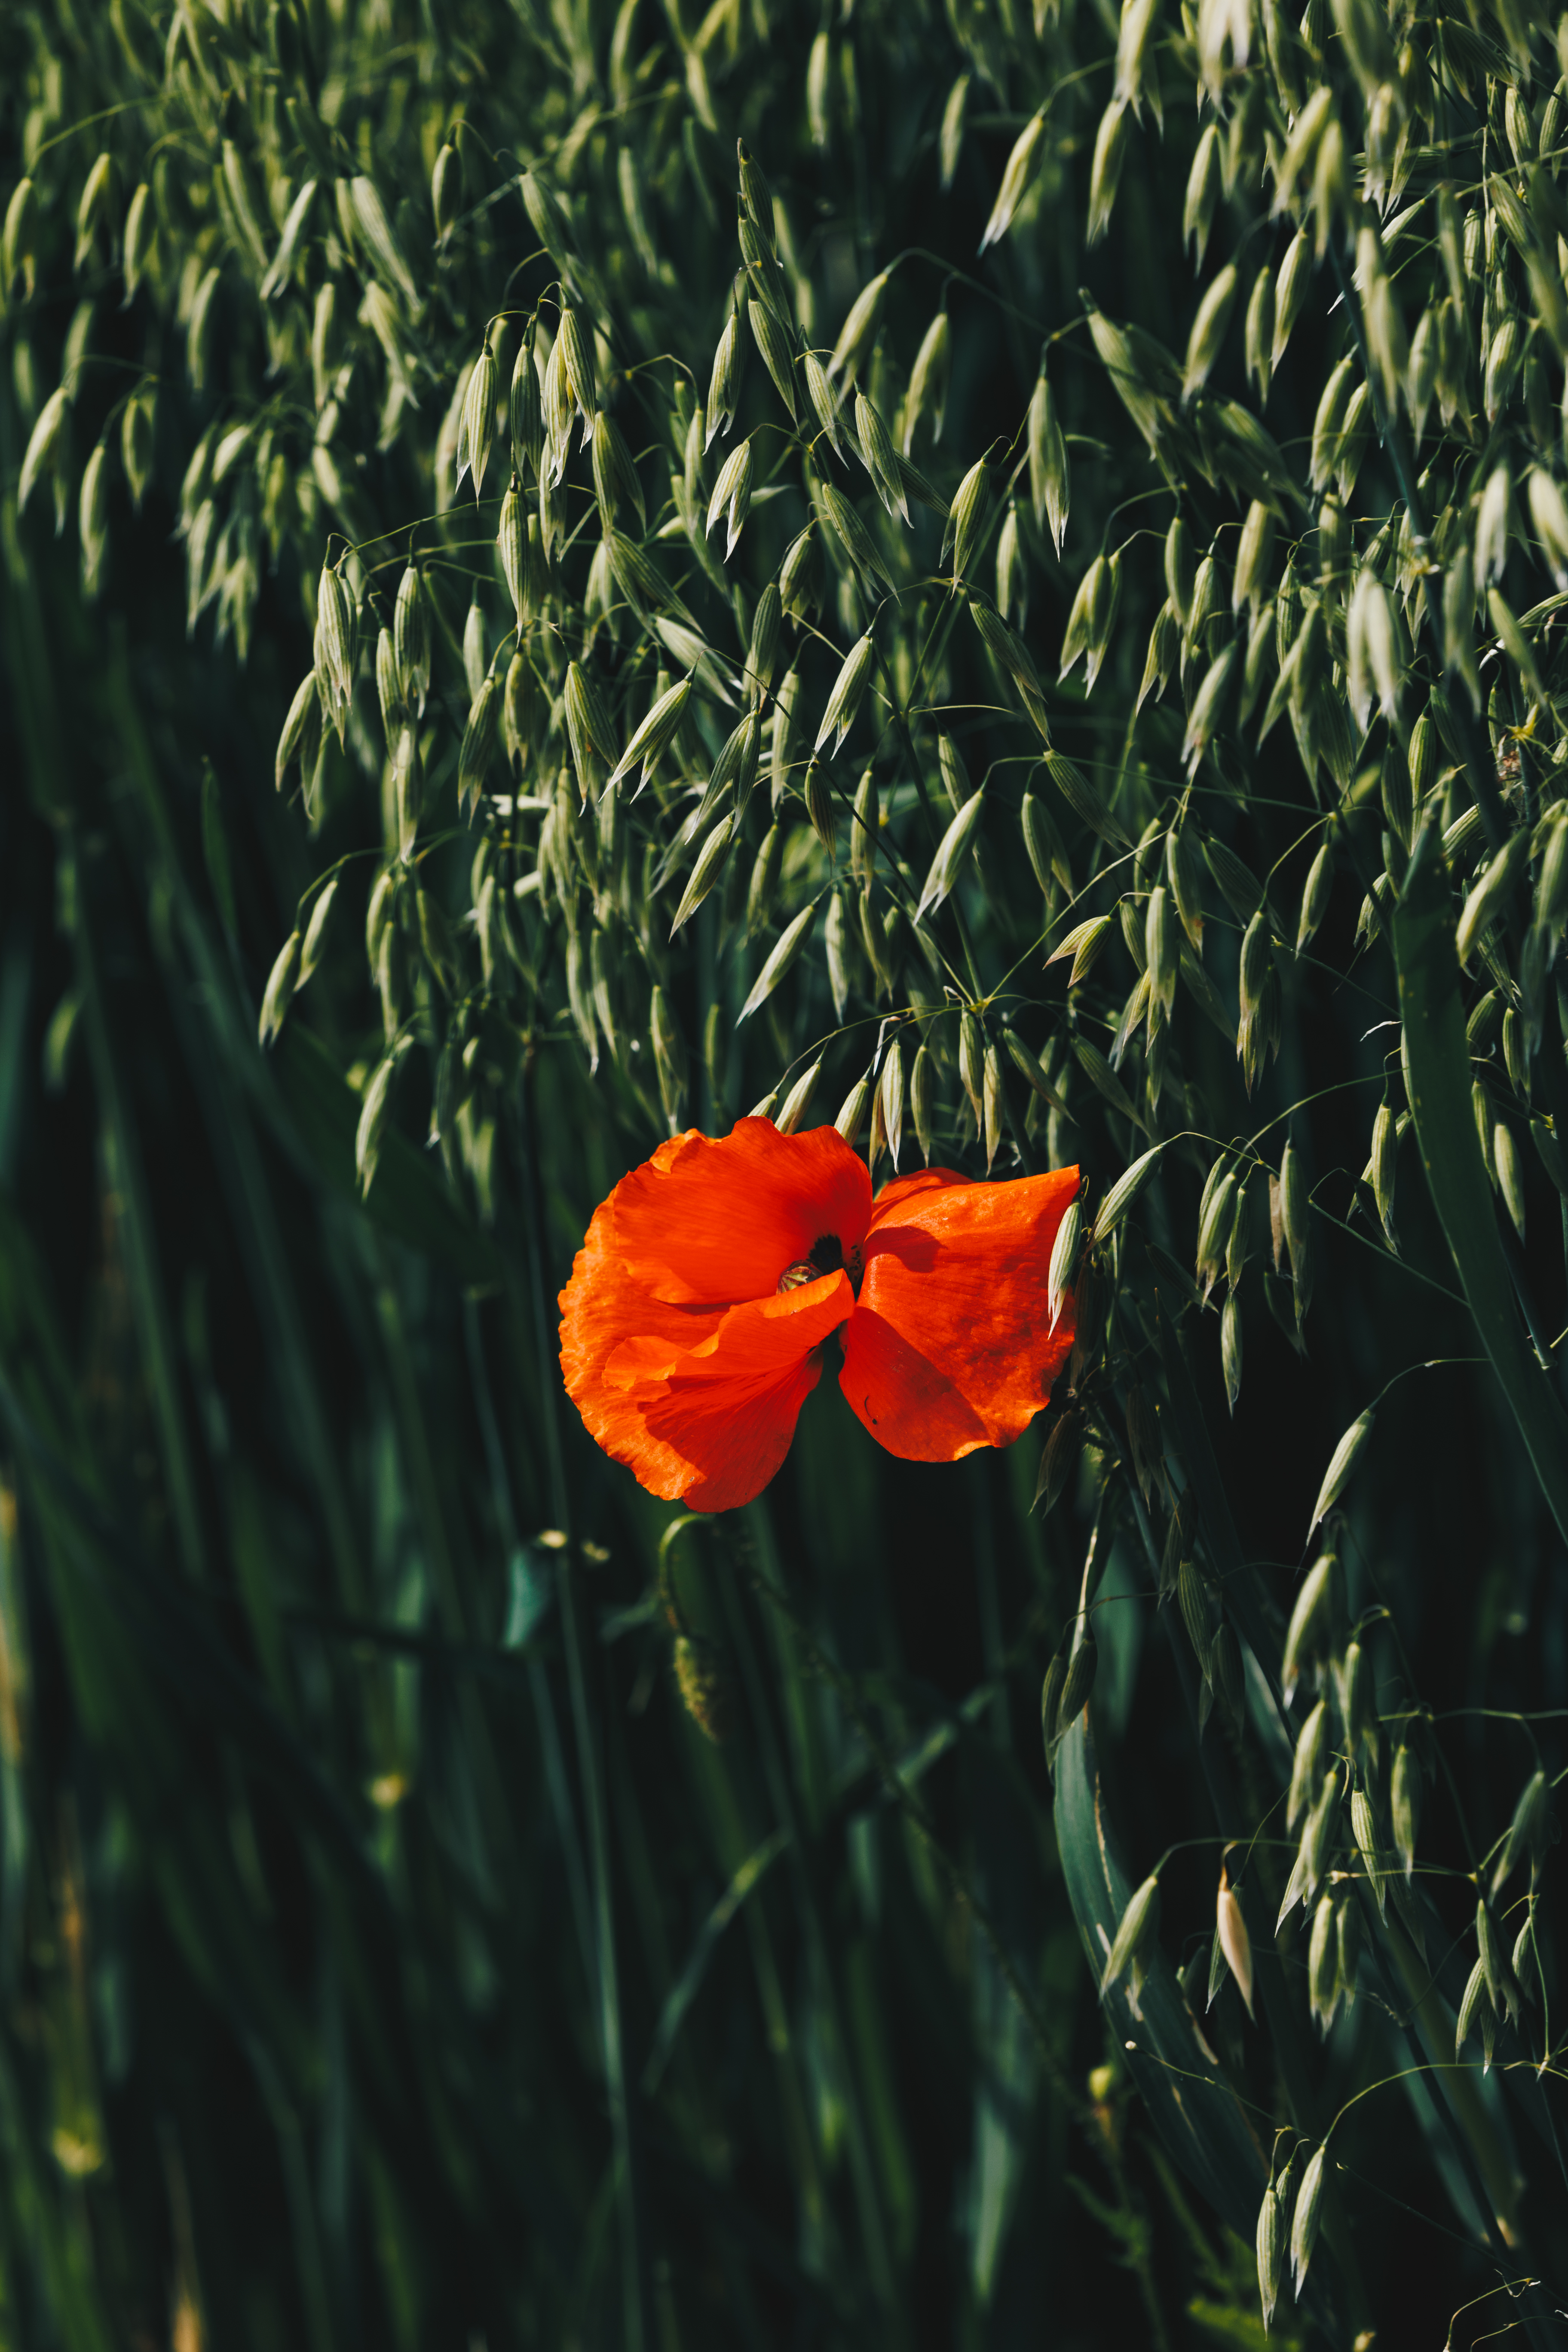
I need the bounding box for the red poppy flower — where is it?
[558,1118,1080,1513]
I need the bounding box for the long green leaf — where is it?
[1393,831,1568,1544]
[1054,1715,1268,2241]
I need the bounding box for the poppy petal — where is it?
[603,1119,873,1305]
[564,1234,853,1508]
[836,1298,991,1458]
[839,1167,1080,1459]
[560,1213,729,1498]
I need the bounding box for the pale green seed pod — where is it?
[1493,1769,1549,1897]
[393,567,429,719]
[74,151,114,273]
[740,901,818,1021]
[1281,1550,1335,1701]
[803,353,848,462]
[903,309,951,453]
[748,297,798,423]
[959,1009,983,1134]
[1495,1121,1526,1239]
[1182,263,1239,400]
[823,891,852,1021]
[851,768,879,884]
[995,504,1026,626]
[1287,1698,1328,1831]
[747,581,781,704]
[462,338,497,498]
[854,387,908,524]
[1312,117,1348,260]
[458,601,487,705]
[1537,808,1568,936]
[1308,1890,1340,2030]
[1046,1194,1081,1334]
[1244,266,1274,402]
[1406,303,1438,446]
[274,668,322,799]
[1302,1768,1342,1901]
[1101,1866,1157,1995]
[824,257,888,378]
[259,930,303,1050]
[375,625,402,744]
[1234,500,1275,612]
[747,823,784,940]
[457,675,499,812]
[1028,371,1069,554]
[859,887,893,1000]
[498,476,526,622]
[1221,1291,1242,1414]
[1023,791,1070,897]
[1184,121,1222,265]
[834,1072,872,1148]
[876,1036,905,1169]
[1371,1100,1397,1240]
[948,454,990,582]
[1290,2146,1328,2296]
[819,480,900,599]
[432,143,459,240]
[119,181,155,306]
[780,527,819,622]
[815,631,875,754]
[805,759,836,858]
[910,1040,935,1164]
[1164,516,1195,626]
[1271,227,1311,368]
[980,116,1045,252]
[113,389,150,520]
[1145,884,1177,1024]
[704,308,742,451]
[1164,818,1205,946]
[508,328,542,479]
[770,667,801,807]
[939,73,969,188]
[4,175,38,300]
[775,1058,823,1136]
[610,677,691,794]
[706,434,753,558]
[917,790,985,920]
[1476,1897,1519,2022]
[1256,2180,1284,2332]
[1309,356,1355,492]
[1087,98,1129,245]
[1455,1954,1494,2064]
[76,438,108,599]
[938,734,973,814]
[671,815,735,934]
[1280,1137,1309,1287]
[1476,465,1513,585]
[1485,314,1522,424]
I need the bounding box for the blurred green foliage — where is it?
[4,0,1568,2343]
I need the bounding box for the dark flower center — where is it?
[777,1232,863,1293]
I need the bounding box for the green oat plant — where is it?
[3,0,1568,2339]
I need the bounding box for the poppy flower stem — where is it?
[718,1539,904,2323]
[742,1529,1088,2123]
[514,1078,652,2352]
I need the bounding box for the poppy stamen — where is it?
[777,1232,862,1293]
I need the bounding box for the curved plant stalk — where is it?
[1393,831,1568,1547]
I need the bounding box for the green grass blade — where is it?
[1054,1715,1267,2242]
[1393,834,1568,1544]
